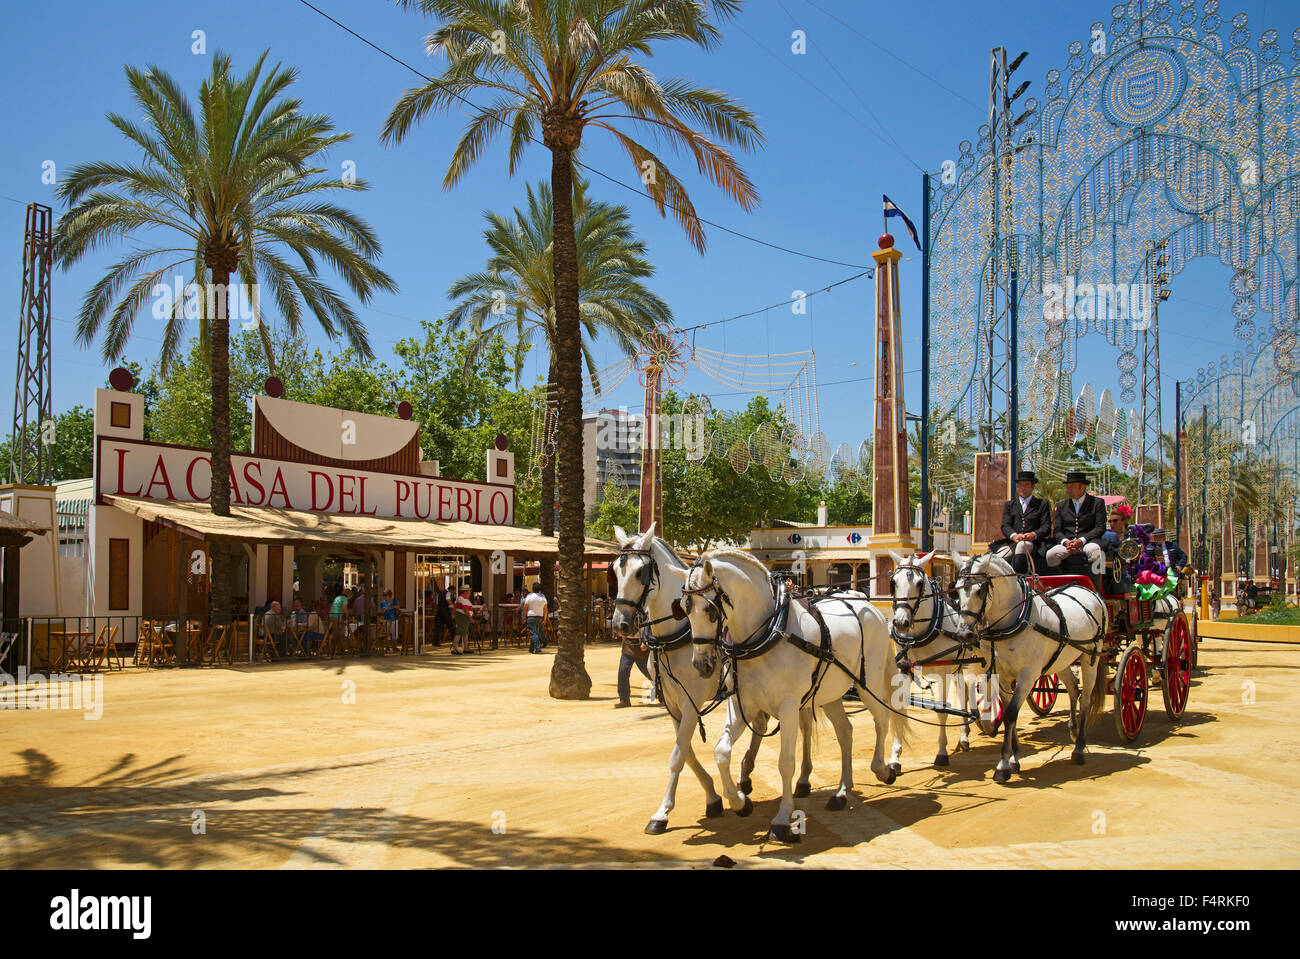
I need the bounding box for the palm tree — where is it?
[383,0,761,699]
[445,177,671,606]
[56,51,396,627]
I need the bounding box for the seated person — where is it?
[1045,471,1106,576]
[262,600,288,657]
[304,610,325,655]
[1151,528,1188,573]
[992,469,1051,574]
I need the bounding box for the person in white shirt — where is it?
[522,584,548,654]
[994,470,1051,573]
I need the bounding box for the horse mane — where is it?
[649,536,688,571]
[704,548,772,581]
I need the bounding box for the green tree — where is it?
[585,481,639,542]
[383,0,761,698]
[56,51,396,625]
[444,177,671,610]
[660,393,808,552]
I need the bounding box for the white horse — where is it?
[682,549,908,842]
[609,526,814,834]
[953,553,1109,782]
[886,550,978,767]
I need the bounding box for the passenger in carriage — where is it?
[992,469,1051,574]
[1045,471,1107,579]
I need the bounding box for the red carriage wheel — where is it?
[1162,613,1192,721]
[1027,673,1059,717]
[1113,644,1148,743]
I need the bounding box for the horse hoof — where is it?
[705,797,724,818]
[1008,759,1020,774]
[767,824,799,844]
[1072,751,1086,766]
[826,794,847,811]
[993,768,1011,784]
[881,767,897,786]
[934,754,949,767]
[955,740,971,753]
[737,778,752,796]
[793,781,811,798]
[644,819,668,835]
[888,762,902,776]
[737,796,754,818]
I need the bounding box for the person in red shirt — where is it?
[452,588,475,655]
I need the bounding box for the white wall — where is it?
[1,486,61,617]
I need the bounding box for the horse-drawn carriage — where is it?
[1018,565,1197,743]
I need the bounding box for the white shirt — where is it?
[1019,496,1031,511]
[1072,496,1086,512]
[523,592,548,617]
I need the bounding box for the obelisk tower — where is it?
[868,232,916,593]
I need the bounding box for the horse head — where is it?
[888,549,937,634]
[609,522,680,637]
[953,552,1019,631]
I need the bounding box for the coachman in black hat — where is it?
[992,469,1051,573]
[1046,470,1107,573]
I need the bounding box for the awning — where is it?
[0,508,46,547]
[102,495,619,558]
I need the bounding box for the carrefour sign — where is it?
[96,438,513,525]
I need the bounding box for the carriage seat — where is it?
[1032,574,1097,593]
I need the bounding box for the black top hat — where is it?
[1064,471,1090,485]
[1015,470,1038,484]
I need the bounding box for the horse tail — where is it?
[800,704,821,752]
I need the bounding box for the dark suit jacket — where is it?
[1000,496,1052,544]
[1052,493,1107,545]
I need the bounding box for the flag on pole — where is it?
[882,194,921,251]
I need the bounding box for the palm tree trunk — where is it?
[547,146,592,699]
[208,268,233,627]
[539,358,557,611]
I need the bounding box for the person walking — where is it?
[522,583,547,654]
[452,587,474,655]
[615,629,652,708]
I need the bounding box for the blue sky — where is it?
[0,0,1289,467]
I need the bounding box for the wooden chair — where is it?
[146,621,176,668]
[85,624,122,671]
[253,622,280,663]
[313,621,338,658]
[201,624,230,666]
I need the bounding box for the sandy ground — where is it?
[2,637,1297,869]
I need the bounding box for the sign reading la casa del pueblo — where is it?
[98,438,514,525]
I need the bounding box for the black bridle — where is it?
[610,547,681,635]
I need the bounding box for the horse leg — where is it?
[954,668,972,753]
[767,703,802,843]
[865,687,898,785]
[645,706,715,834]
[993,666,1034,783]
[934,674,951,766]
[714,698,754,816]
[794,707,813,798]
[1060,667,1081,739]
[1073,656,1102,765]
[820,698,853,810]
[737,711,768,797]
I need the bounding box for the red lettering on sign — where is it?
[414,483,434,520]
[359,476,379,516]
[266,467,292,509]
[395,480,411,517]
[437,485,453,521]
[456,487,472,521]
[114,448,144,496]
[338,474,357,514]
[242,462,266,506]
[490,490,509,524]
[225,462,245,505]
[186,456,212,501]
[473,488,483,523]
[144,455,175,499]
[310,471,334,512]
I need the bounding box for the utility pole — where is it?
[10,203,54,485]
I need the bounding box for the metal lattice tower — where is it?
[10,203,54,485]
[1138,240,1170,504]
